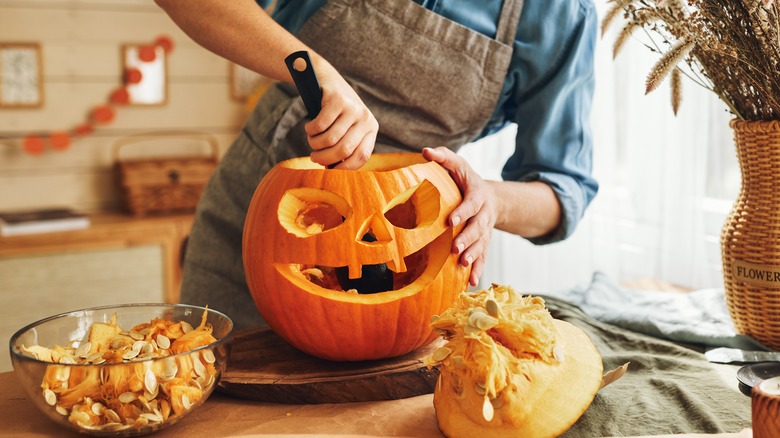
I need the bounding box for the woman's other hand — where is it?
[305,62,378,169]
[422,147,497,287]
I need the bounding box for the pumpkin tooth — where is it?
[347,264,363,279]
[385,257,407,273]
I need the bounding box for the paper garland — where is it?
[21,35,174,156]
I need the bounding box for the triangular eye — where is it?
[384,179,440,230]
[278,188,350,237]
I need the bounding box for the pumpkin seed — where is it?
[469,313,499,331]
[156,334,171,350]
[485,299,500,317]
[144,369,158,394]
[141,412,163,423]
[55,405,68,416]
[482,397,495,422]
[91,402,105,415]
[75,341,92,358]
[129,331,145,341]
[193,355,207,377]
[44,388,57,406]
[105,408,121,423]
[142,342,155,355]
[71,409,91,425]
[553,345,565,363]
[201,349,216,364]
[133,416,149,429]
[118,392,137,404]
[102,422,128,432]
[55,366,70,382]
[180,321,194,333]
[137,394,151,412]
[144,387,159,401]
[182,394,192,410]
[122,349,139,360]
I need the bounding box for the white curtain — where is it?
[459,4,740,293]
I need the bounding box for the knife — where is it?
[284,50,322,119]
[705,347,780,364]
[285,50,340,168]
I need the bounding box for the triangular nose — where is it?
[356,213,407,273]
[357,213,391,243]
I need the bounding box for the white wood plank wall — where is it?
[0,0,251,213]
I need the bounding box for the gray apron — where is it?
[181,0,525,329]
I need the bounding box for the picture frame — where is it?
[122,43,167,106]
[0,42,43,108]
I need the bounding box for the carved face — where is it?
[243,153,470,361]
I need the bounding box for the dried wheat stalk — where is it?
[605,0,780,120]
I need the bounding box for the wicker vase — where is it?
[721,119,780,349]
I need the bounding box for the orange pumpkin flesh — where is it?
[243,153,471,361]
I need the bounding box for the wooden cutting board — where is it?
[216,327,442,404]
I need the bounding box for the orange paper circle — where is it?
[125,68,143,84]
[92,106,115,124]
[155,35,174,53]
[110,87,130,105]
[138,45,157,62]
[23,135,45,155]
[49,131,72,151]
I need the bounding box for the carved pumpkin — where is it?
[243,153,471,361]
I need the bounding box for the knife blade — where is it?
[705,347,780,364]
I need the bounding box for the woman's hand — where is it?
[305,64,378,169]
[423,147,497,287]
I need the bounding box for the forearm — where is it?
[486,180,561,239]
[154,0,329,83]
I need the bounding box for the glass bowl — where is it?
[9,304,233,436]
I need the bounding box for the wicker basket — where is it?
[114,131,219,216]
[721,119,780,349]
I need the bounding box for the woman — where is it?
[155,0,599,328]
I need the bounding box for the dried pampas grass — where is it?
[605,0,780,120]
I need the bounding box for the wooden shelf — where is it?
[0,212,194,304]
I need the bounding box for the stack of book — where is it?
[0,208,91,237]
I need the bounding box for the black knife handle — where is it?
[285,51,322,119]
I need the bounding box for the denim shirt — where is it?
[257,0,598,244]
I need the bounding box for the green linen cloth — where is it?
[541,296,752,437]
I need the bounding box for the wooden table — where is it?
[0,371,753,437]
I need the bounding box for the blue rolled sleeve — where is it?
[497,0,599,244]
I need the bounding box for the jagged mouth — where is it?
[281,231,451,295]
